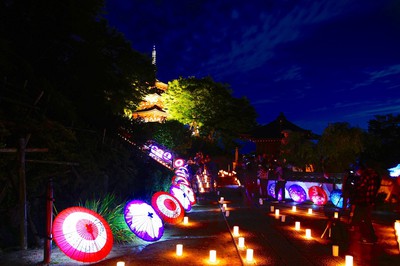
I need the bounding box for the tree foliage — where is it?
[316,122,365,172]
[365,114,400,170]
[280,131,317,171]
[161,76,257,151]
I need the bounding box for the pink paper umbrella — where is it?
[124,200,164,242]
[52,206,113,263]
[170,184,192,211]
[151,192,184,224]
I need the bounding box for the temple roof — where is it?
[247,113,313,139]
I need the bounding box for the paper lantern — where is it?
[233,226,239,236]
[238,237,245,248]
[295,221,300,230]
[246,249,254,262]
[209,250,217,263]
[176,244,183,256]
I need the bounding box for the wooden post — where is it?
[44,178,53,264]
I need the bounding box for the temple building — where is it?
[131,46,169,122]
[244,113,317,158]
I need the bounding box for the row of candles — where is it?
[220,196,356,266]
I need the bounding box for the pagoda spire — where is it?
[152,45,156,66]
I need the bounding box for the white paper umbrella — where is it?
[124,200,164,242]
[170,184,191,211]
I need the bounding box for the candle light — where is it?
[246,249,254,262]
[295,221,301,230]
[233,226,239,236]
[275,209,280,218]
[334,212,339,219]
[209,250,217,263]
[223,203,227,209]
[305,229,312,239]
[219,197,224,203]
[332,245,339,257]
[176,244,183,256]
[308,208,313,214]
[292,206,297,212]
[116,262,125,266]
[259,198,263,205]
[183,216,188,224]
[345,255,353,266]
[270,205,275,212]
[225,210,230,217]
[238,237,245,248]
[281,215,286,222]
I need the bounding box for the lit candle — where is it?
[345,255,353,266]
[176,244,183,256]
[183,216,188,224]
[209,250,217,263]
[223,203,227,209]
[219,197,224,203]
[305,229,312,239]
[292,206,297,212]
[332,245,339,256]
[233,226,239,236]
[246,249,254,262]
[259,198,263,205]
[225,210,230,217]
[295,221,300,230]
[238,237,245,248]
[281,215,286,222]
[116,262,125,266]
[334,212,339,219]
[270,205,275,212]
[308,208,313,214]
[275,209,280,218]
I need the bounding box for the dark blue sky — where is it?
[104,0,400,134]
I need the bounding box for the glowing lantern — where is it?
[176,244,183,256]
[209,250,217,263]
[295,221,300,230]
[233,226,239,236]
[305,229,312,239]
[238,237,245,248]
[345,255,353,266]
[246,249,254,262]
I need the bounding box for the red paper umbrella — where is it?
[176,183,196,205]
[172,175,191,187]
[151,192,184,224]
[308,186,328,205]
[52,207,113,263]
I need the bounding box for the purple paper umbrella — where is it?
[124,200,164,242]
[288,184,307,203]
[170,184,192,211]
[268,183,283,201]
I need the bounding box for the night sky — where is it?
[104,0,400,134]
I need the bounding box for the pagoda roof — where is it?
[248,113,312,139]
[133,105,167,115]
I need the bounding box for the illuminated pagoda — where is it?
[244,112,316,157]
[131,45,169,122]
